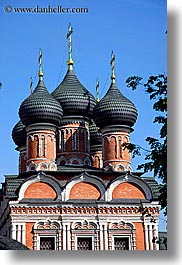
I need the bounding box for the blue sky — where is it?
[0,0,167,230]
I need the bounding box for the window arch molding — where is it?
[33,218,62,250]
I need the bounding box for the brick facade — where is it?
[24,182,56,199]
[112,182,145,199]
[69,182,100,199]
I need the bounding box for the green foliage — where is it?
[125,74,167,215]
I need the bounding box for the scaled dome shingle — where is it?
[93,82,138,129]
[19,80,63,126]
[12,120,26,147]
[89,119,102,146]
[51,70,96,119]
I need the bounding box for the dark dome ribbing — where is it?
[51,70,96,119]
[89,119,102,146]
[12,120,26,147]
[93,82,138,129]
[19,80,63,126]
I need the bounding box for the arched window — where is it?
[33,219,61,250]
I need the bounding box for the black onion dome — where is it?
[51,70,96,119]
[19,80,63,126]
[12,120,26,147]
[93,82,138,129]
[89,119,102,146]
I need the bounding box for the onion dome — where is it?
[19,50,63,127]
[93,51,138,129]
[12,120,26,147]
[89,119,102,146]
[51,69,96,119]
[52,23,96,119]
[93,82,138,129]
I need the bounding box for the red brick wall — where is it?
[122,136,130,161]
[27,132,55,165]
[24,182,56,199]
[70,182,100,199]
[104,136,116,161]
[28,135,38,159]
[103,132,131,169]
[20,152,26,173]
[112,182,145,199]
[26,222,34,250]
[46,135,55,159]
[133,222,145,250]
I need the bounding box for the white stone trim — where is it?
[10,222,25,244]
[48,162,57,171]
[114,164,126,171]
[148,225,153,250]
[103,223,108,250]
[34,218,61,229]
[144,224,149,250]
[36,162,48,171]
[33,219,61,250]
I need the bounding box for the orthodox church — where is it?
[0,25,160,250]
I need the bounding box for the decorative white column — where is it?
[17,225,22,243]
[148,225,153,250]
[59,231,62,250]
[62,224,67,250]
[11,224,16,240]
[22,223,26,245]
[99,224,104,250]
[67,223,71,250]
[144,224,149,250]
[103,224,108,250]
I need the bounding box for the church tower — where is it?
[94,51,138,171]
[18,50,63,171]
[51,24,96,167]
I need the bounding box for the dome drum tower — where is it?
[51,24,96,167]
[56,117,91,167]
[93,51,138,172]
[18,50,63,172]
[26,123,57,171]
[101,125,132,171]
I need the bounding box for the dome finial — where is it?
[110,50,116,83]
[30,77,33,94]
[96,78,100,102]
[66,23,74,70]
[38,49,43,80]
